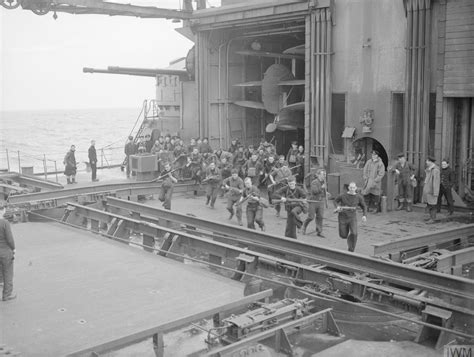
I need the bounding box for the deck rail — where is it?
[0,146,124,182]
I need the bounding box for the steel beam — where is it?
[0,172,63,190]
[7,182,198,205]
[67,290,273,357]
[436,247,474,275]
[105,197,474,305]
[372,224,474,259]
[191,0,330,29]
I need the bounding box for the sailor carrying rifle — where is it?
[302,168,328,237]
[273,176,306,239]
[157,162,178,210]
[222,169,244,226]
[237,177,266,231]
[203,162,221,209]
[334,182,367,252]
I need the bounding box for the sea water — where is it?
[0,107,140,174]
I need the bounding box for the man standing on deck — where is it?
[392,152,415,212]
[158,162,178,210]
[0,203,16,301]
[124,136,137,178]
[64,145,77,184]
[334,182,367,252]
[88,140,98,182]
[422,156,440,224]
[362,150,385,213]
[437,159,455,215]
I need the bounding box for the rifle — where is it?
[222,186,242,195]
[151,168,180,182]
[172,154,187,164]
[236,194,269,208]
[333,206,357,213]
[202,175,220,184]
[272,198,321,205]
[261,166,277,183]
[267,173,299,189]
[290,165,301,171]
[235,195,251,207]
[323,181,329,209]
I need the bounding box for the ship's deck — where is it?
[0,222,244,356]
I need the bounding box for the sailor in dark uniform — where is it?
[275,176,306,239]
[240,177,266,231]
[158,162,178,210]
[222,169,244,225]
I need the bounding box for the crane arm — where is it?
[2,0,192,19]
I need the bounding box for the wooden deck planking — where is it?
[0,222,244,356]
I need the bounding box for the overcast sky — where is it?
[1,1,196,111]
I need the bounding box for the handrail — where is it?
[1,146,126,181]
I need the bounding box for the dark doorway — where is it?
[352,137,388,169]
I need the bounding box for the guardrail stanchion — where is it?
[55,161,59,182]
[6,149,10,172]
[43,154,48,180]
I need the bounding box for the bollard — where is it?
[381,195,387,213]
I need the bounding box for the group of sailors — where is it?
[124,134,305,183]
[123,134,371,252]
[58,133,457,254]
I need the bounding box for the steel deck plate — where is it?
[0,222,243,356]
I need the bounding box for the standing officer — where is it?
[222,169,244,226]
[64,145,77,184]
[437,159,455,215]
[124,136,137,178]
[392,153,415,212]
[240,177,266,231]
[302,168,326,237]
[88,140,99,182]
[0,202,16,301]
[334,182,367,252]
[422,156,440,224]
[275,176,306,239]
[158,162,178,210]
[362,150,385,213]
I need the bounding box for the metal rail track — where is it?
[58,200,474,340]
[7,181,198,205]
[104,197,474,305]
[0,172,64,191]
